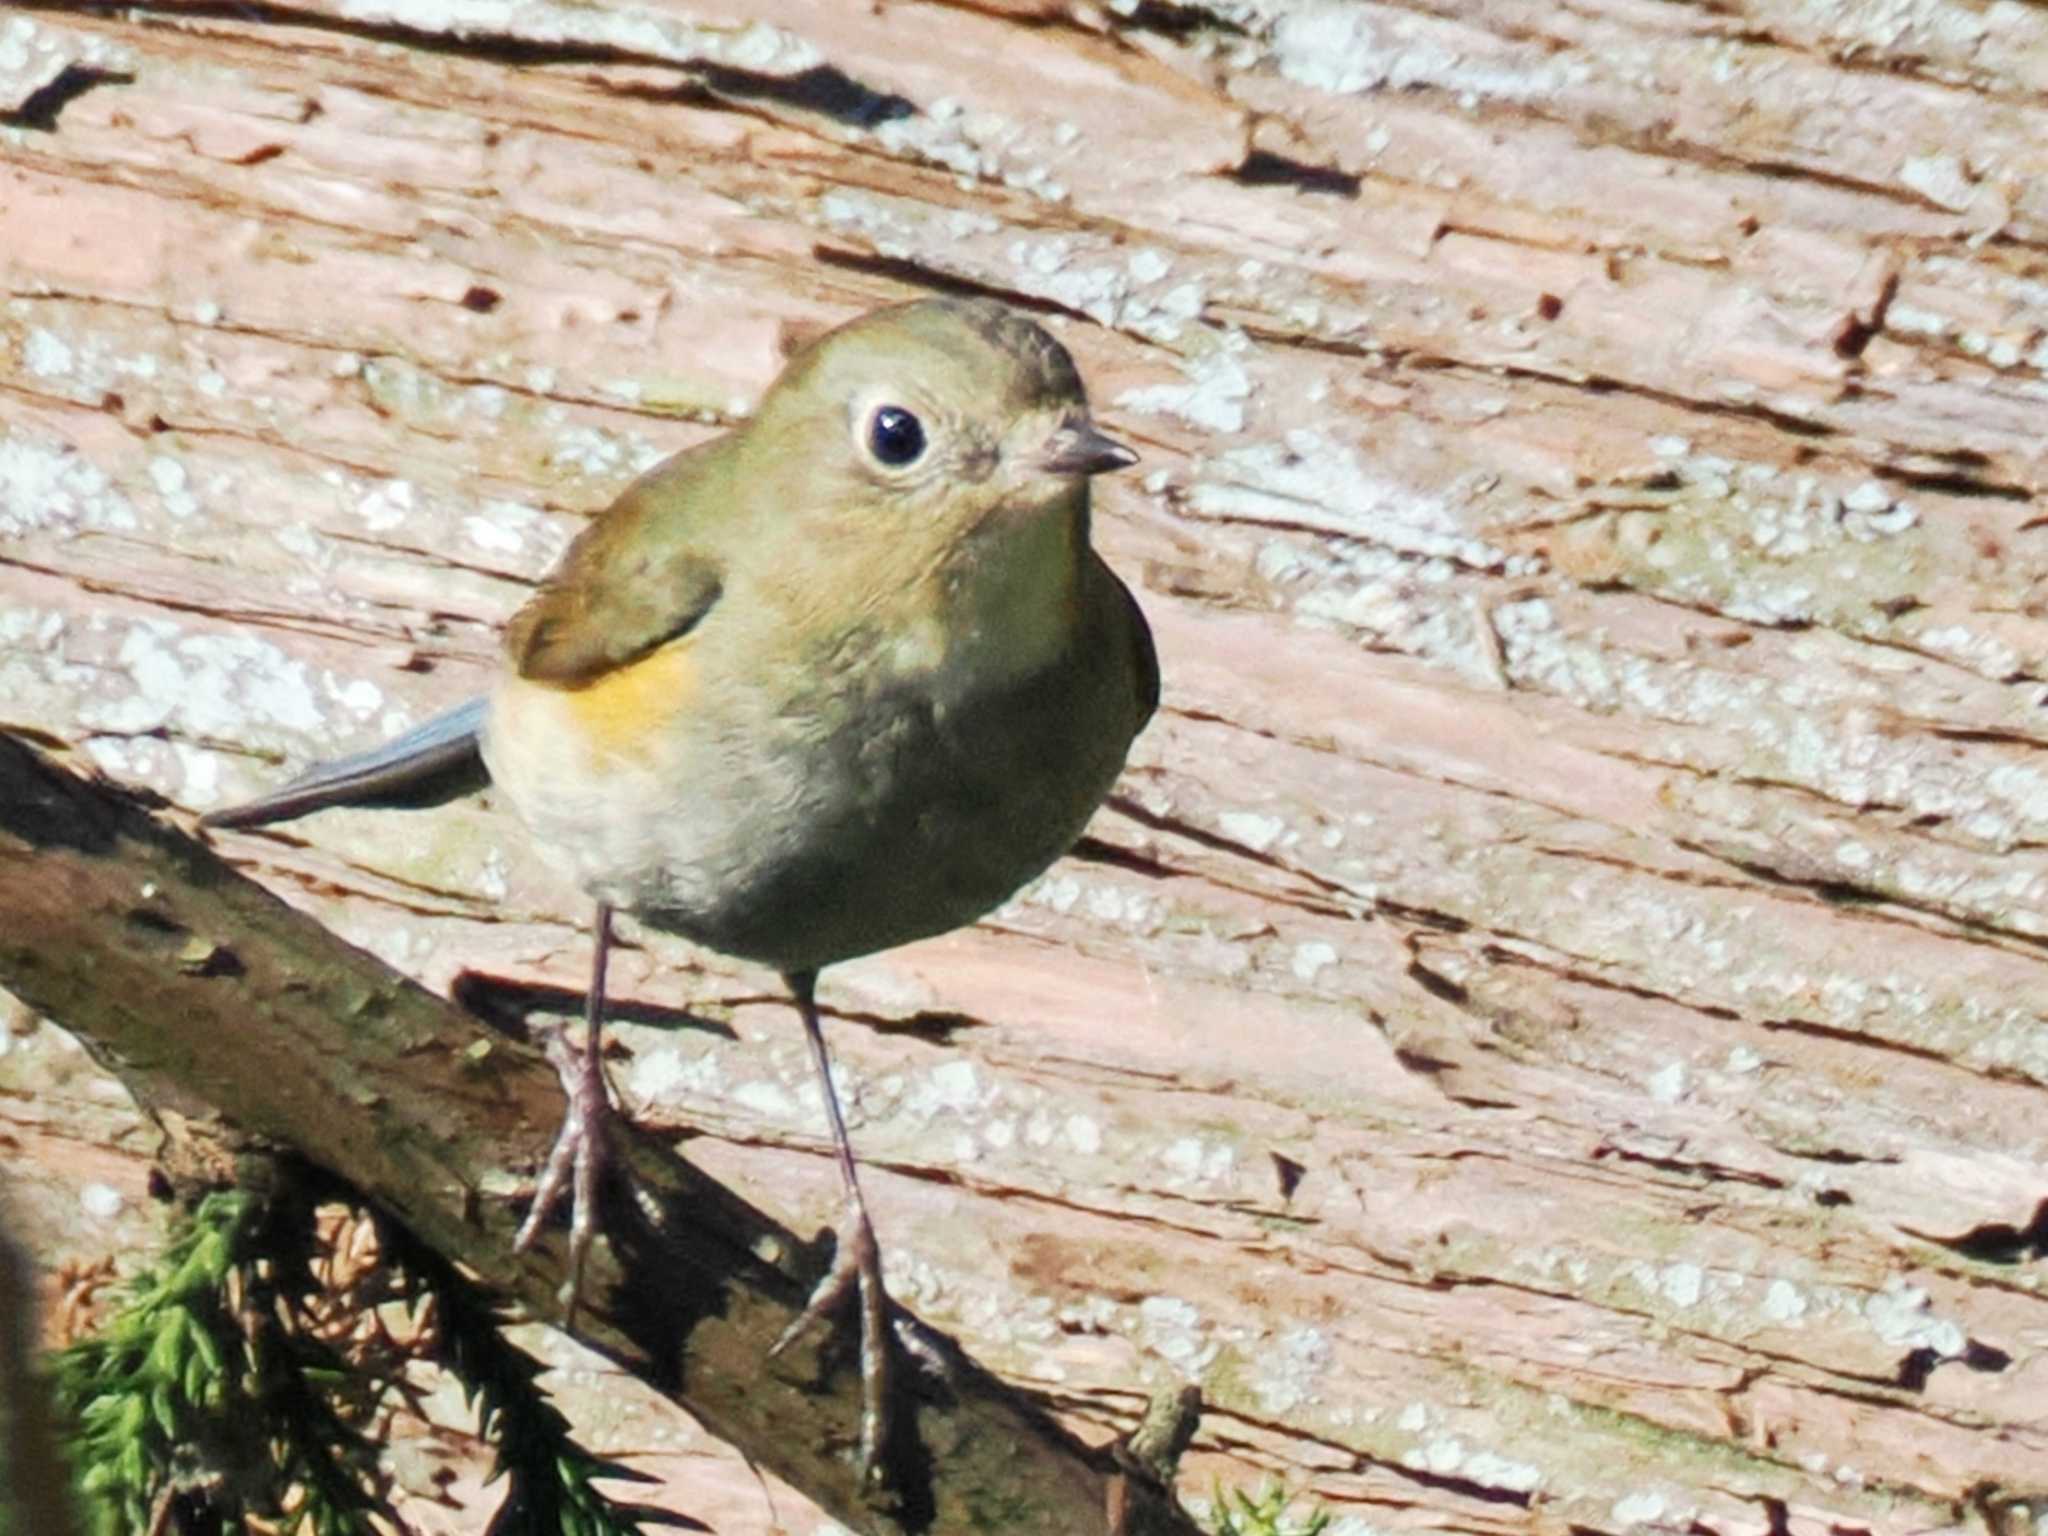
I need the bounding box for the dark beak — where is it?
[1040,419,1139,477]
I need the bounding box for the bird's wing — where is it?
[206,440,744,828]
[504,441,732,687]
[201,696,488,830]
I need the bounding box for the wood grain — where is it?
[4,2,2045,1531]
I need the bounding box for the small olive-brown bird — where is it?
[205,296,1157,1480]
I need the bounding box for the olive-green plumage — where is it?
[483,296,1155,971]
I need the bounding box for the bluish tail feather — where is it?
[202,695,489,830]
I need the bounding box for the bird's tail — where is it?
[202,696,489,830]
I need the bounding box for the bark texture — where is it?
[3,1,2046,1532]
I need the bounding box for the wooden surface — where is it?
[4,1,2046,1531]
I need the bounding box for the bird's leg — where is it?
[513,901,616,1326]
[769,968,896,1484]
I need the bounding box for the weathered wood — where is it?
[0,732,1199,1536]
[4,0,2046,1531]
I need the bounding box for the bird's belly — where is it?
[482,661,1132,972]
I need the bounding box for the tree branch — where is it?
[0,730,1200,1536]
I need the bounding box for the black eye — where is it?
[866,404,926,467]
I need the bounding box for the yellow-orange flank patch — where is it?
[558,641,699,761]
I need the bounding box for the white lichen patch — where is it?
[730,1076,803,1122]
[1761,1277,1808,1324]
[869,102,1067,201]
[903,1058,994,1123]
[360,357,452,422]
[1005,869,1163,934]
[1118,329,1253,432]
[891,1262,1070,1363]
[1861,1277,1965,1357]
[323,673,385,720]
[1158,1135,1236,1186]
[1187,430,1510,568]
[171,742,223,809]
[9,312,168,407]
[1907,622,2023,681]
[1617,1259,1751,1322]
[815,186,1202,336]
[1612,1489,1672,1526]
[0,429,139,537]
[817,187,927,264]
[461,498,568,573]
[1897,152,1978,213]
[1135,1294,1219,1374]
[462,512,524,555]
[1079,881,1164,931]
[1268,1,1585,103]
[1015,237,1135,328]
[1291,941,1338,981]
[1247,1325,1333,1415]
[547,420,661,480]
[1645,1060,1688,1105]
[147,455,200,520]
[1262,533,1518,684]
[1401,1435,1544,1495]
[23,327,74,380]
[1218,810,1287,853]
[45,615,392,772]
[332,1,818,73]
[355,478,417,533]
[1127,247,1173,286]
[473,848,508,902]
[1665,1262,1706,1309]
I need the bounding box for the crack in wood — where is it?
[0,62,133,131]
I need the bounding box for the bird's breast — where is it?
[481,555,1140,972]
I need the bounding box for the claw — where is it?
[774,968,906,1489]
[512,1022,612,1325]
[510,904,617,1330]
[771,1201,895,1485]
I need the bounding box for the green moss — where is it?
[1207,1480,1331,1536]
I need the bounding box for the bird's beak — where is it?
[1039,418,1139,477]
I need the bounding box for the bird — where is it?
[203,295,1158,1484]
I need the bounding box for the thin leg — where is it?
[769,968,895,1485]
[513,902,615,1327]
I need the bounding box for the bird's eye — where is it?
[866,404,926,467]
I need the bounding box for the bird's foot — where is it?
[512,1023,611,1326]
[770,1200,897,1490]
